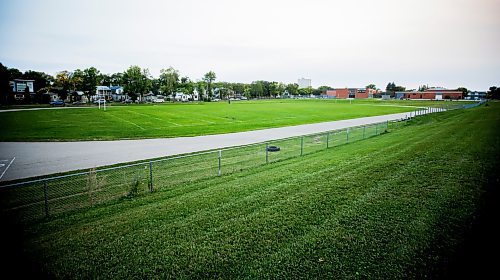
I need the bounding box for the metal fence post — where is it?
[346,128,349,143]
[218,150,222,176]
[363,126,366,139]
[376,124,378,135]
[266,143,269,164]
[149,161,153,192]
[43,180,49,217]
[326,132,329,148]
[300,137,304,156]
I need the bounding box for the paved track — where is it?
[0,111,421,182]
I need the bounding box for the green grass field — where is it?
[3,102,498,279]
[0,99,458,141]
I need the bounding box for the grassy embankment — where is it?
[3,102,498,279]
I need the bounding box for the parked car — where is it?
[154,97,165,103]
[50,100,65,106]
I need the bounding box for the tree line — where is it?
[2,62,498,104]
[1,63,338,104]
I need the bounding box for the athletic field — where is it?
[0,99,443,141]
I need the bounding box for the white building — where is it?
[298,78,311,89]
[10,79,35,93]
[95,86,112,101]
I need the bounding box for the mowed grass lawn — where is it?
[4,102,499,279]
[0,99,428,141]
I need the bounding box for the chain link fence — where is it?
[0,102,485,224]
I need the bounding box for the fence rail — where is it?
[0,101,485,223]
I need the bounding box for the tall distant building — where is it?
[297,78,311,89]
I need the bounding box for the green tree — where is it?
[23,70,53,94]
[70,69,84,91]
[418,85,429,91]
[82,67,101,103]
[285,83,299,96]
[268,81,280,98]
[0,63,11,104]
[487,86,500,99]
[123,66,151,101]
[250,81,264,98]
[386,82,405,97]
[150,78,161,95]
[159,67,180,96]
[111,72,124,86]
[178,77,194,95]
[366,84,376,90]
[386,82,395,92]
[314,85,333,95]
[195,81,207,99]
[203,71,216,98]
[54,70,72,100]
[457,87,468,98]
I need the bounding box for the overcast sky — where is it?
[1,0,499,90]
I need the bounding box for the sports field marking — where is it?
[123,110,183,127]
[192,112,244,123]
[107,114,146,130]
[125,110,165,122]
[0,157,15,180]
[197,119,216,124]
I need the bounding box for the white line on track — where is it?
[0,157,15,180]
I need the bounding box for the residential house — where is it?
[9,79,35,101]
[174,92,191,102]
[192,89,200,101]
[70,91,88,102]
[95,86,112,101]
[110,86,127,102]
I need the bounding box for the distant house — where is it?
[144,93,156,102]
[192,89,200,101]
[95,86,112,101]
[174,92,190,102]
[45,92,60,102]
[70,91,87,102]
[110,86,127,101]
[10,79,35,93]
[9,79,35,101]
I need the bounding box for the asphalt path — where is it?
[0,110,428,182]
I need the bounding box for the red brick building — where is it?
[401,88,463,100]
[326,88,377,99]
